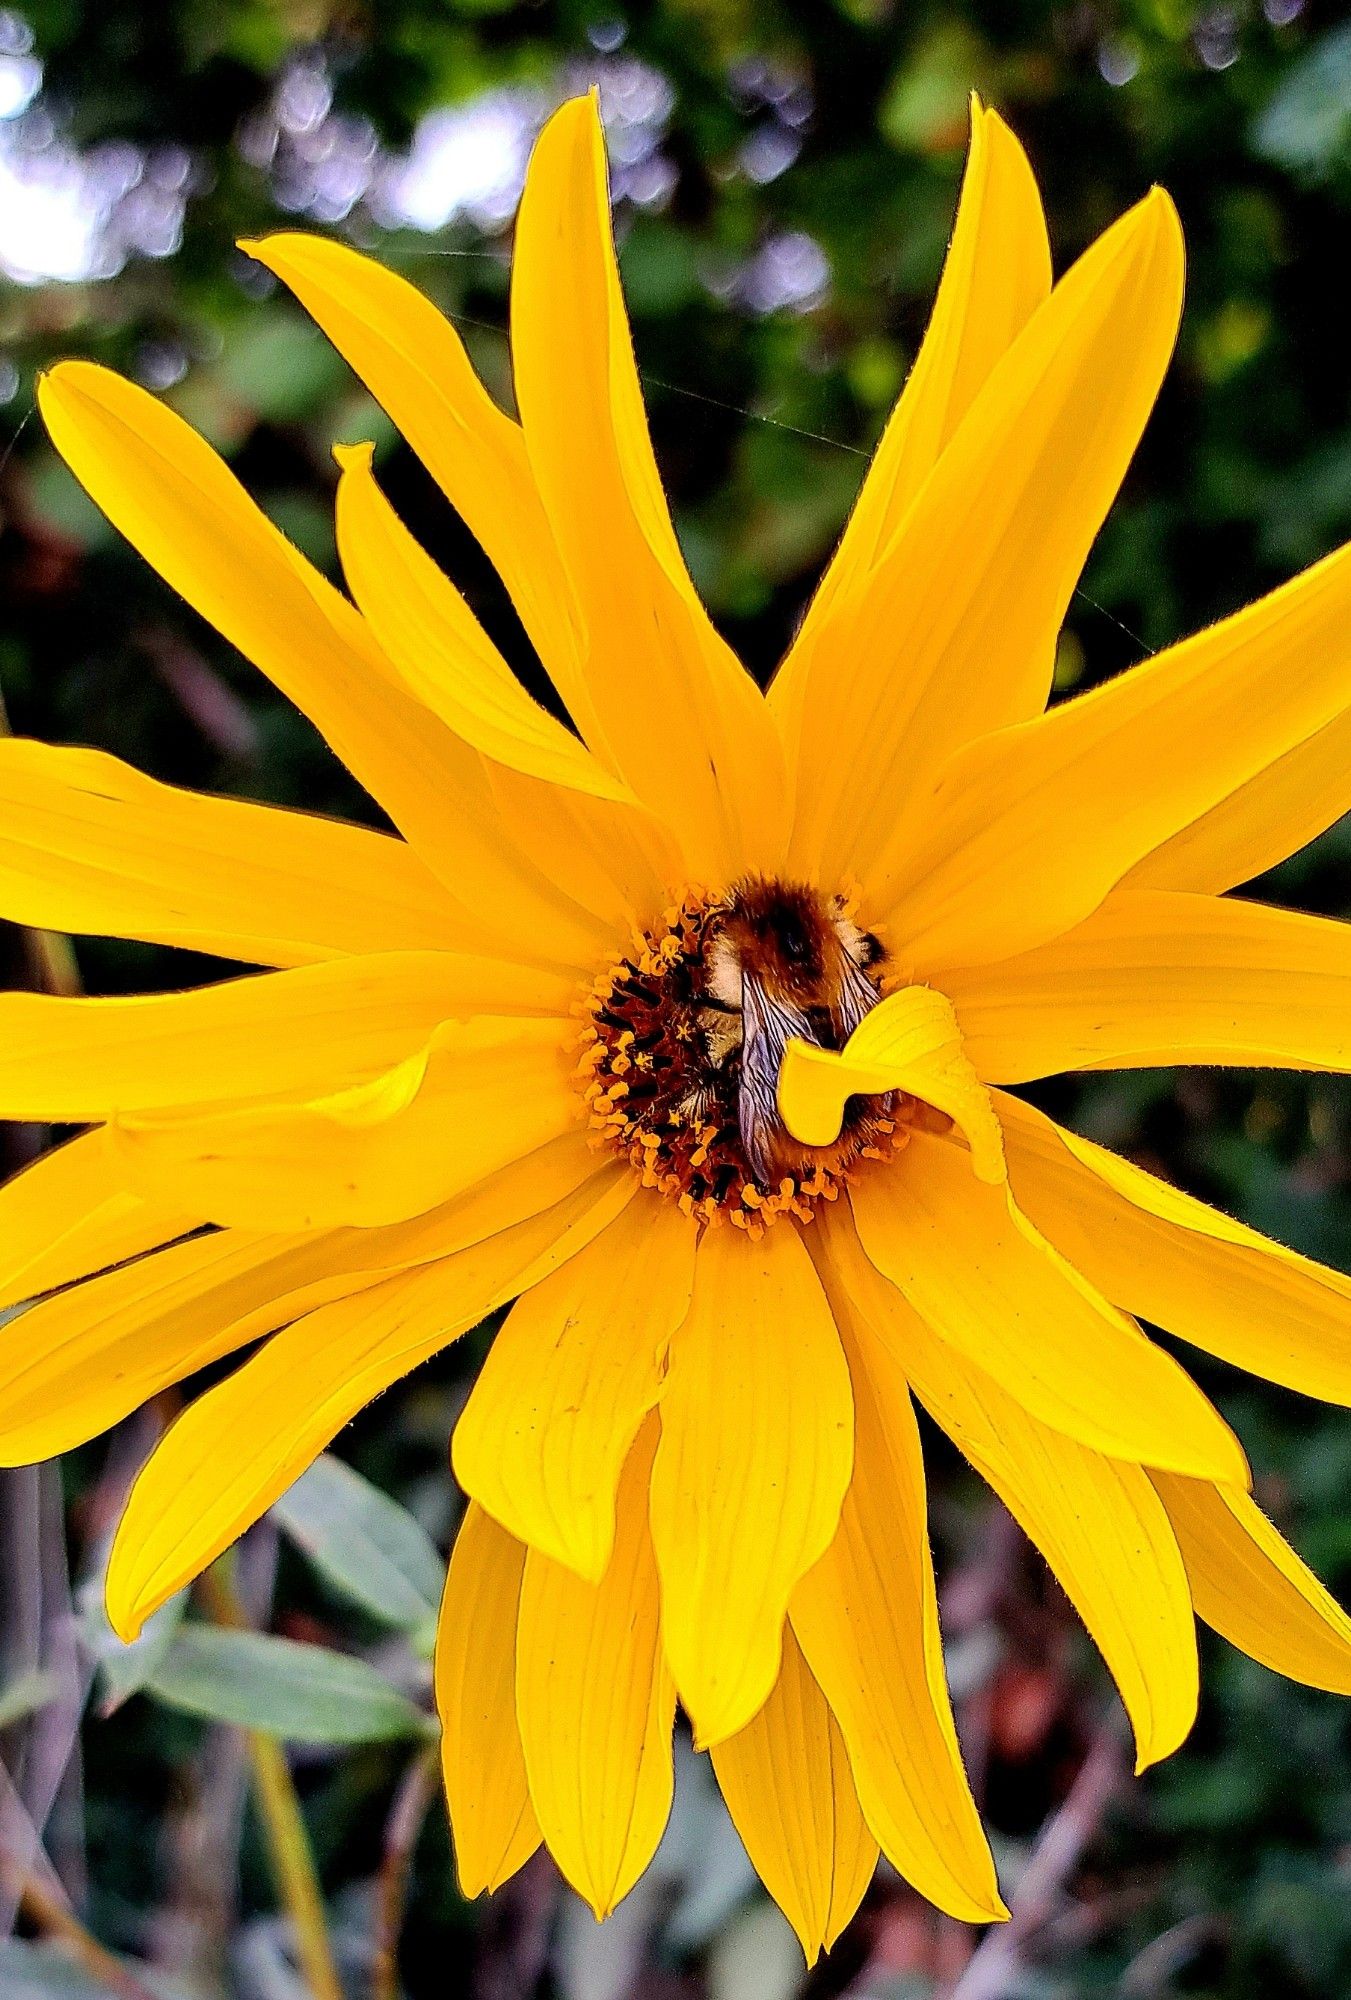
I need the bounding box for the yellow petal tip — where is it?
[332,439,376,475]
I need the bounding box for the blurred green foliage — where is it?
[2,1,1351,1995]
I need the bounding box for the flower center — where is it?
[576,878,914,1231]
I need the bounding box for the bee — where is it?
[699,878,888,1185]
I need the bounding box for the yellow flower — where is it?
[4,90,1351,1958]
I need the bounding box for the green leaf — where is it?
[0,1667,60,1730]
[144,1626,428,1744]
[272,1453,443,1636]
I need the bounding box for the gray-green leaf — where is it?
[144,1626,428,1744]
[272,1453,443,1635]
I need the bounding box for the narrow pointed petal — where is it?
[516,1420,674,1918]
[788,188,1182,888]
[36,360,613,972]
[710,1625,879,1963]
[0,737,463,967]
[1153,1474,1351,1692]
[886,533,1351,975]
[794,1231,1005,1920]
[825,1206,1198,1771]
[512,97,788,880]
[111,1016,578,1231]
[771,100,1050,765]
[851,1128,1248,1485]
[436,1504,541,1897]
[334,442,632,803]
[333,439,681,930]
[1126,711,1351,894]
[0,951,566,1123]
[778,984,1004,1183]
[0,1130,192,1313]
[0,1137,609,1468]
[649,1223,854,1748]
[105,1168,634,1639]
[948,889,1351,1081]
[240,229,590,741]
[453,1196,695,1578]
[999,1092,1351,1406]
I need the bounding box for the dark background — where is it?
[2,0,1351,1994]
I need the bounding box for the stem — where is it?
[1,1855,160,2000]
[198,1565,344,2000]
[372,1744,439,2000]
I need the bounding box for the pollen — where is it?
[574,885,915,1232]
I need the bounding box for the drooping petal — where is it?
[36,361,612,972]
[0,952,571,1123]
[453,1194,695,1578]
[239,229,590,740]
[0,1129,192,1313]
[787,187,1182,888]
[793,1229,1004,1919]
[333,441,630,802]
[770,99,1050,770]
[648,1222,854,1748]
[778,984,1004,1182]
[850,1128,1248,1484]
[105,1167,635,1639]
[710,1624,879,1963]
[999,1091,1351,1405]
[0,737,463,967]
[111,1015,578,1231]
[948,889,1351,1082]
[884,532,1351,975]
[824,1204,1198,1771]
[515,1419,674,1918]
[1125,712,1351,894]
[512,96,788,881]
[0,1136,609,1467]
[435,1503,541,1897]
[1152,1473,1351,1693]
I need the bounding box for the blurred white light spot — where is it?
[741,231,830,315]
[0,355,20,404]
[1098,37,1142,86]
[0,49,39,118]
[1263,0,1303,22]
[377,91,539,232]
[738,124,801,184]
[0,9,32,56]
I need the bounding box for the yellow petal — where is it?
[512,96,788,880]
[111,1015,577,1231]
[0,1129,192,1313]
[787,187,1182,888]
[105,1166,635,1639]
[0,1135,609,1468]
[1126,711,1351,894]
[0,737,463,967]
[36,360,612,972]
[793,1232,1004,1920]
[333,441,631,803]
[885,532,1351,976]
[516,1419,674,1917]
[435,1503,541,1897]
[1153,1473,1351,1693]
[648,1222,853,1747]
[824,1203,1198,1771]
[710,1624,879,1963]
[850,1128,1248,1484]
[999,1092,1351,1405]
[778,984,1004,1183]
[948,889,1351,1081]
[771,99,1050,771]
[239,228,590,743]
[0,950,565,1122]
[453,1194,695,1578]
[332,442,681,928]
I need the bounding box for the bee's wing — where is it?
[835,951,884,1039]
[739,972,815,1184]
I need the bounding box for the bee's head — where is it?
[713,877,839,1006]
